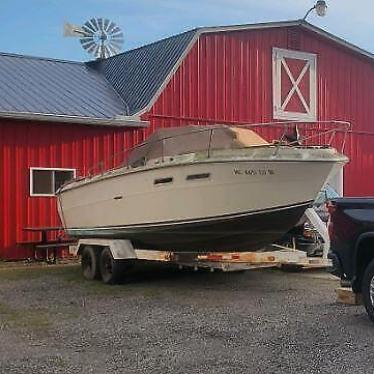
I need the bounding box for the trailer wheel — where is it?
[362,259,374,323]
[99,247,124,284]
[81,246,101,280]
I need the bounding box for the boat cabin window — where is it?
[154,177,173,185]
[186,173,210,181]
[30,168,76,196]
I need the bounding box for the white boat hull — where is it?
[57,147,346,252]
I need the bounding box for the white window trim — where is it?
[273,47,317,121]
[30,167,76,197]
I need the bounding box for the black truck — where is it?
[328,198,374,322]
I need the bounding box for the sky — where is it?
[0,0,372,61]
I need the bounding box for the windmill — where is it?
[64,18,124,59]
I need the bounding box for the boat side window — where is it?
[186,173,210,181]
[30,168,76,196]
[154,177,173,185]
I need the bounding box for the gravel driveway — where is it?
[0,263,372,373]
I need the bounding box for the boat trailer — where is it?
[72,238,331,284]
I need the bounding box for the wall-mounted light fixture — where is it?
[303,0,328,20]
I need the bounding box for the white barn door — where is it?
[273,48,317,121]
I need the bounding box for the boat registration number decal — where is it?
[233,168,275,176]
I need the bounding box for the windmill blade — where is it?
[109,40,123,51]
[90,18,100,32]
[80,36,94,44]
[80,38,95,49]
[110,37,124,47]
[81,40,97,53]
[92,44,102,58]
[111,40,124,48]
[111,31,124,39]
[93,43,101,58]
[97,44,107,59]
[86,43,98,54]
[110,42,124,51]
[80,39,95,49]
[83,20,97,34]
[103,46,111,59]
[80,40,95,48]
[103,47,109,59]
[103,18,111,32]
[110,38,124,47]
[111,37,124,45]
[111,36,123,43]
[109,27,124,51]
[80,37,96,49]
[82,21,95,34]
[106,20,117,34]
[81,25,95,37]
[97,17,105,32]
[105,44,119,57]
[111,26,121,34]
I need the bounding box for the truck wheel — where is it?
[81,246,101,280]
[362,259,374,323]
[99,247,123,284]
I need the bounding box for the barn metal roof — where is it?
[89,29,197,116]
[0,20,371,126]
[0,52,146,126]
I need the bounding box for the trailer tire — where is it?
[99,247,124,284]
[81,246,101,280]
[362,259,374,323]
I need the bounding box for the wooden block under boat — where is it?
[335,287,362,305]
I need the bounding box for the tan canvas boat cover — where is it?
[128,125,268,167]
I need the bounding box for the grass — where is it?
[51,356,67,368]
[0,267,82,334]
[0,263,158,297]
[0,264,124,295]
[0,302,51,332]
[49,264,167,297]
[0,267,50,281]
[0,261,196,299]
[0,263,82,280]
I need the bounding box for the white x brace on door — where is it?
[273,48,317,121]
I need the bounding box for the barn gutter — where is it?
[146,113,253,126]
[0,111,149,128]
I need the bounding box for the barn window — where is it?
[30,168,76,196]
[272,48,317,121]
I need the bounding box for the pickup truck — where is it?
[328,198,374,322]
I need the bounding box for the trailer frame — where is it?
[72,238,331,283]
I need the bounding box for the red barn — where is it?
[0,20,373,260]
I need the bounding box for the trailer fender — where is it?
[77,239,137,260]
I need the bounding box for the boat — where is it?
[56,123,348,252]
